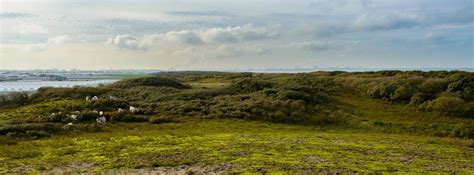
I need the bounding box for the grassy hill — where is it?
[0,71,473,173]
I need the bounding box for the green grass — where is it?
[1,119,473,173]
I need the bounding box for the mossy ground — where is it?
[1,119,473,173]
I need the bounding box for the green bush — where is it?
[391,85,414,102]
[149,115,181,124]
[0,92,30,108]
[113,114,149,122]
[90,100,129,111]
[110,77,191,89]
[427,96,468,117]
[0,123,63,136]
[226,79,272,94]
[447,76,474,101]
[366,83,396,99]
[31,87,109,102]
[418,79,448,100]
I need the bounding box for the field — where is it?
[0,71,473,173]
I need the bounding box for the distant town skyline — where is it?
[1,0,473,70]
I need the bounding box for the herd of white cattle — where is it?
[56,95,140,125]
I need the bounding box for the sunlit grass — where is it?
[1,119,472,173]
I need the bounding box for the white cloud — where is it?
[200,24,277,43]
[106,24,278,50]
[106,35,140,49]
[146,30,203,45]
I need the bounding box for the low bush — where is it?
[110,77,191,89]
[31,87,109,102]
[426,95,470,117]
[0,92,30,108]
[0,123,63,136]
[149,115,181,124]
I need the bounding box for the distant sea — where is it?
[0,79,118,92]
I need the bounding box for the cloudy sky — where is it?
[0,0,473,70]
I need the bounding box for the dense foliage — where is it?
[0,71,472,139]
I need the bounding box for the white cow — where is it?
[49,113,57,117]
[109,96,118,100]
[96,116,106,124]
[118,108,125,113]
[86,96,91,101]
[129,106,139,113]
[92,96,99,101]
[69,114,81,121]
[99,111,104,116]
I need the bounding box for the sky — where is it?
[0,0,473,70]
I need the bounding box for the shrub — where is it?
[418,79,448,100]
[114,115,149,122]
[447,76,474,101]
[31,87,109,102]
[366,83,396,99]
[149,116,181,124]
[0,123,63,136]
[409,93,425,106]
[313,110,351,125]
[427,96,468,117]
[90,100,129,111]
[277,90,317,104]
[0,92,30,108]
[110,77,191,89]
[262,88,278,96]
[391,85,414,102]
[226,79,272,93]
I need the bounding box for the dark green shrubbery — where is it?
[90,100,129,111]
[225,78,272,94]
[149,115,181,124]
[0,123,62,135]
[339,71,473,118]
[447,76,474,101]
[110,76,191,89]
[31,87,109,102]
[426,95,471,117]
[0,92,30,108]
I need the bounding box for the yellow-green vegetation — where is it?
[0,71,473,173]
[1,119,473,173]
